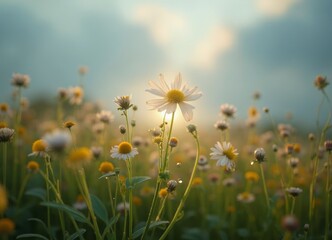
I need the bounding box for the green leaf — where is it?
[91,194,108,224]
[27,218,55,239]
[132,221,169,239]
[175,210,184,222]
[67,229,86,240]
[40,202,90,225]
[98,172,116,180]
[102,214,120,238]
[125,176,151,189]
[25,188,46,201]
[28,218,48,232]
[16,233,49,240]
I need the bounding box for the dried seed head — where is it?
[281,215,299,232]
[324,140,332,152]
[186,124,197,134]
[119,125,126,134]
[167,180,178,193]
[254,148,265,163]
[169,137,178,148]
[314,75,329,90]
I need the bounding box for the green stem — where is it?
[126,159,133,240]
[2,143,7,189]
[141,113,175,240]
[16,173,30,206]
[159,131,200,240]
[141,180,161,240]
[13,88,22,195]
[44,158,51,235]
[155,194,167,221]
[290,197,295,215]
[161,113,175,172]
[39,170,85,240]
[325,153,331,240]
[107,178,115,216]
[78,169,102,240]
[259,163,270,212]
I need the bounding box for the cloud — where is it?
[256,0,299,17]
[191,26,235,70]
[133,4,186,46]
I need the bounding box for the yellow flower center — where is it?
[32,139,47,152]
[0,104,8,112]
[118,142,132,154]
[27,161,40,172]
[166,89,185,103]
[68,147,92,166]
[99,161,114,173]
[241,192,250,200]
[74,89,83,97]
[223,146,237,160]
[0,218,15,234]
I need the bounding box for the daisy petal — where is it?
[172,73,182,89]
[179,102,194,121]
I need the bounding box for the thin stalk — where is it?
[40,170,85,240]
[161,113,175,172]
[150,195,168,240]
[159,131,200,240]
[44,157,51,234]
[325,153,331,240]
[78,169,103,240]
[259,163,270,212]
[290,197,295,215]
[155,195,167,221]
[2,143,7,189]
[122,200,128,240]
[107,178,115,216]
[140,180,161,240]
[13,88,22,194]
[141,113,175,240]
[126,159,133,240]
[16,173,30,206]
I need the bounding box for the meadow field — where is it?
[0,72,331,240]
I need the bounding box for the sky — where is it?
[0,0,332,129]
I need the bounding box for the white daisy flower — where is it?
[146,73,202,122]
[0,128,15,142]
[11,73,30,88]
[110,141,138,160]
[237,192,255,203]
[43,129,71,153]
[96,110,114,124]
[220,103,237,118]
[68,86,84,105]
[210,141,238,171]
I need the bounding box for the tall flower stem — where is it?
[2,143,7,189]
[161,113,175,172]
[159,129,200,240]
[141,112,175,240]
[39,170,84,240]
[309,96,331,225]
[12,88,22,194]
[44,157,51,233]
[325,152,331,240]
[126,158,134,240]
[16,173,30,206]
[77,168,102,240]
[290,197,296,215]
[259,163,270,212]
